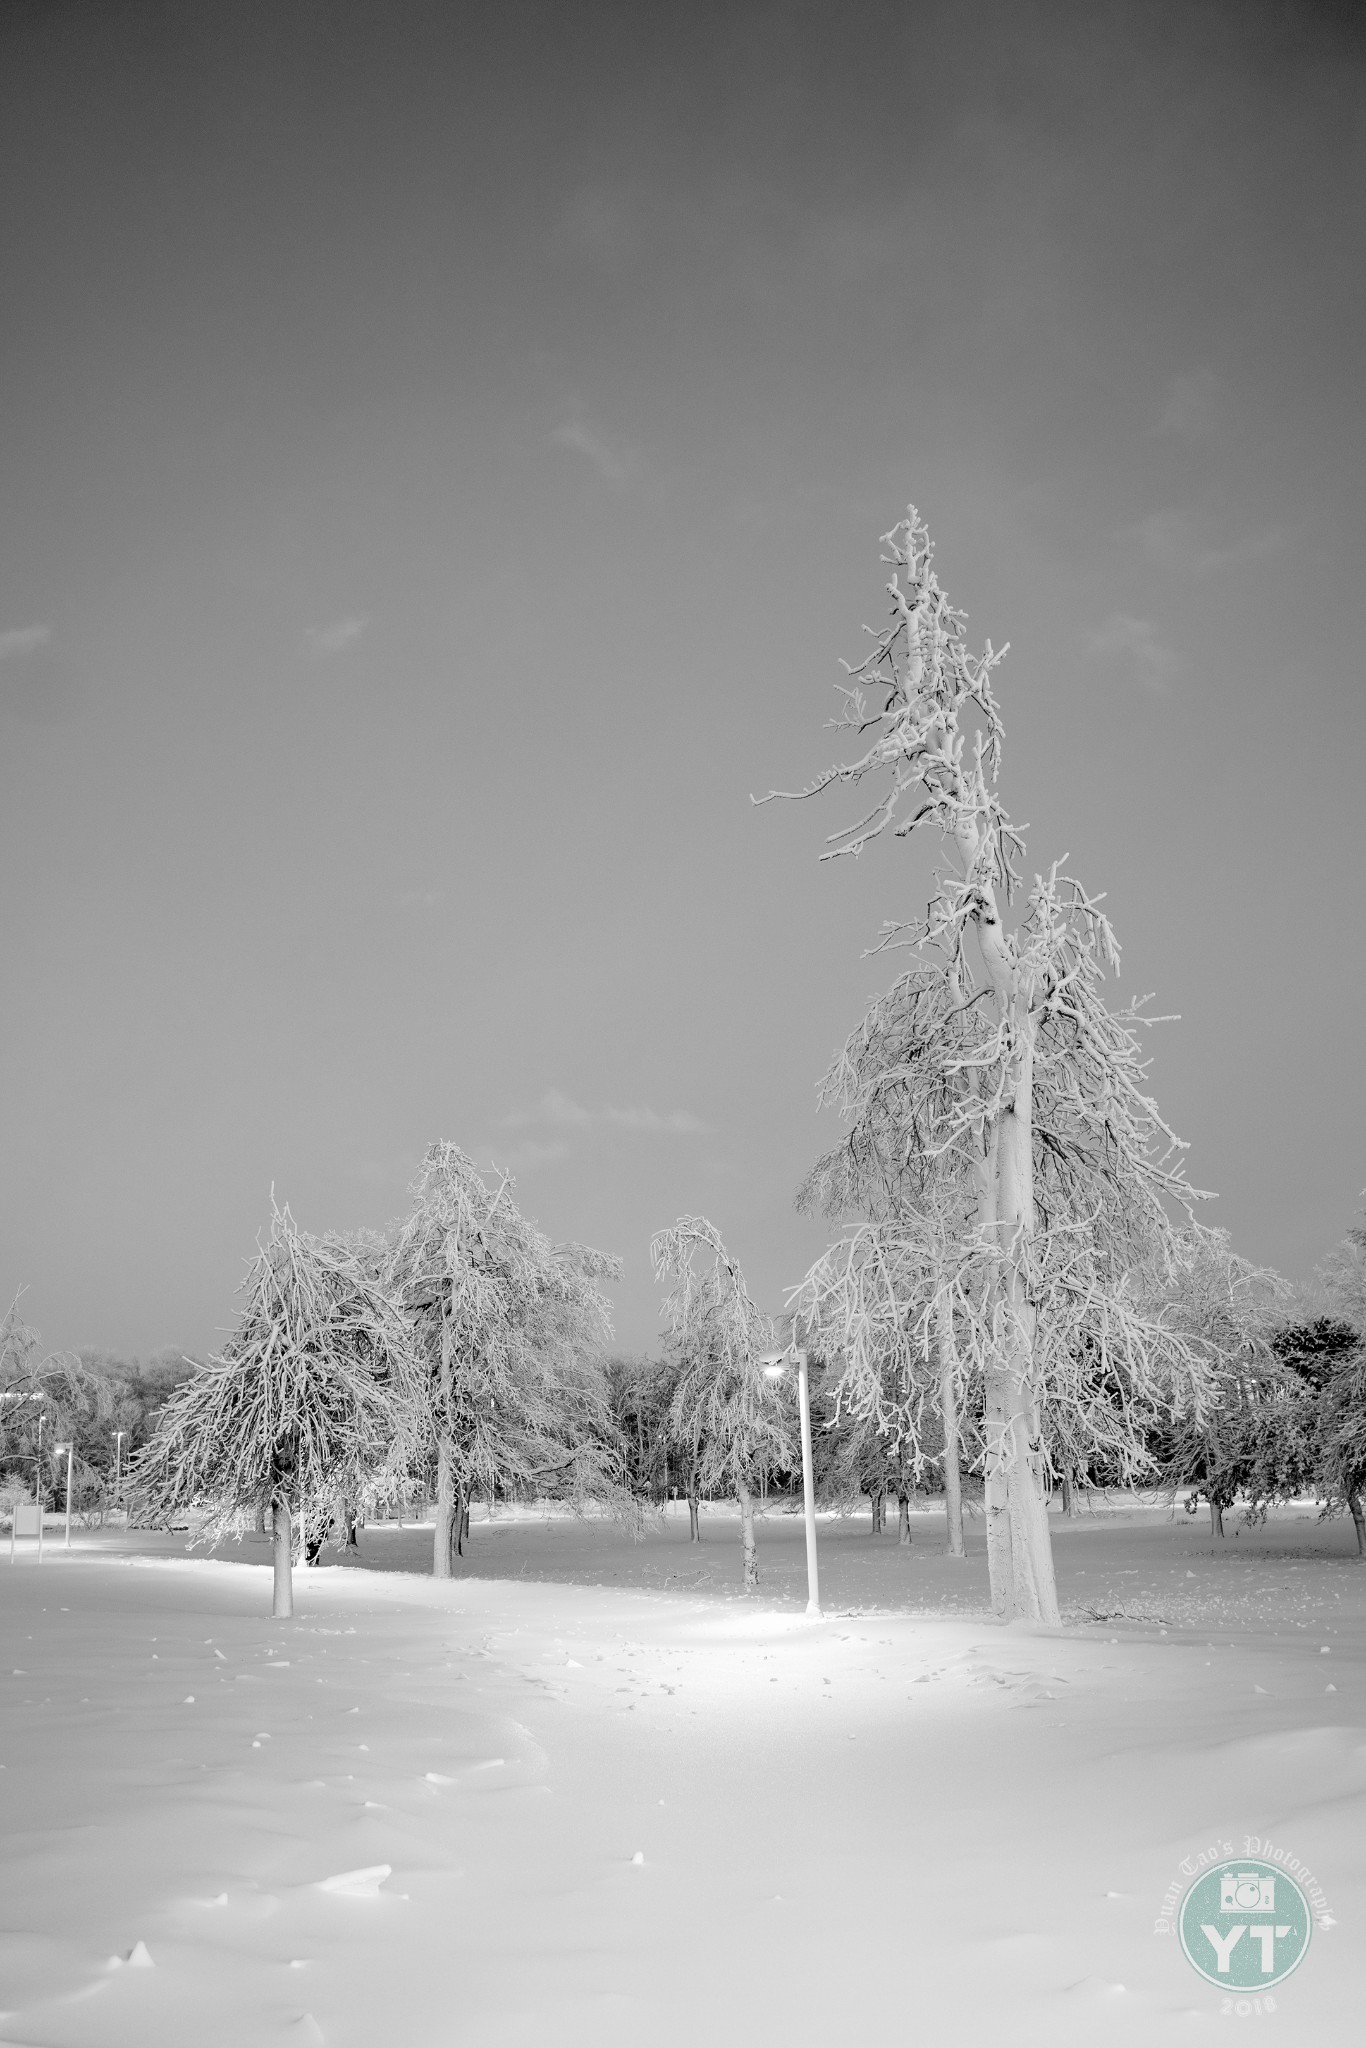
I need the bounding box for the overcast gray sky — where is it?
[2,0,1363,1361]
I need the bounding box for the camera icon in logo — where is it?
[1221,1871,1276,1914]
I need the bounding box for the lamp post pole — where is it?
[793,1348,820,1618]
[761,1345,821,1618]
[56,1443,74,1549]
[36,1410,47,1556]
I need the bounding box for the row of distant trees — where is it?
[0,1301,196,1513]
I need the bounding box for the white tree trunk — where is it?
[272,1494,293,1619]
[736,1476,758,1591]
[974,931,1060,1625]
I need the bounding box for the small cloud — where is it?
[491,1138,571,1176]
[550,418,641,490]
[1191,526,1287,578]
[0,626,84,724]
[502,1088,593,1132]
[605,1106,707,1136]
[1086,613,1178,693]
[0,624,51,659]
[499,1089,706,1139]
[1153,369,1219,439]
[305,615,370,660]
[1126,508,1287,578]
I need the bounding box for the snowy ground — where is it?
[0,1500,1361,2046]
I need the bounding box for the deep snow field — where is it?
[1,1500,1361,2046]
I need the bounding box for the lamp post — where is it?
[760,1345,821,1618]
[54,1442,74,1549]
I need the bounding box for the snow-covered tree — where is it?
[1149,1227,1291,1535]
[651,1216,795,1591]
[386,1142,624,1578]
[767,507,1231,1621]
[134,1200,418,1617]
[795,1112,971,1558]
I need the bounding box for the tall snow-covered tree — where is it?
[767,507,1228,1621]
[651,1216,795,1591]
[386,1142,624,1578]
[135,1200,418,1617]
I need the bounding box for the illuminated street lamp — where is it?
[759,1345,821,1618]
[53,1441,74,1550]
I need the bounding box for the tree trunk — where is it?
[460,1500,471,1551]
[968,889,1061,1625]
[937,1294,966,1559]
[272,1494,293,1619]
[433,1438,461,1578]
[1210,1500,1224,1539]
[870,1488,884,1535]
[343,1504,359,1549]
[898,1491,911,1546]
[983,1025,1061,1625]
[1059,1469,1074,1518]
[1349,1491,1365,1557]
[736,1477,758,1591]
[688,1491,701,1543]
[253,1501,266,1535]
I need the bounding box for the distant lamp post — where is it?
[759,1345,821,1618]
[54,1442,74,1550]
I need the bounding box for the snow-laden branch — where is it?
[386,1141,625,1514]
[134,1198,420,1541]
